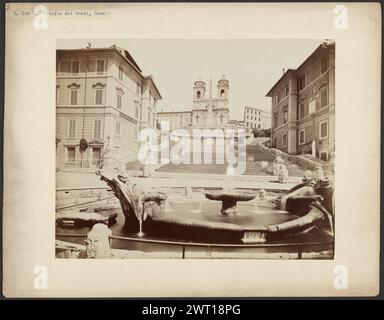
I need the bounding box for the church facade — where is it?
[157,76,230,130]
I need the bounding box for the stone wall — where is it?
[255,143,326,171]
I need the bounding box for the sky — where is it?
[57,39,322,120]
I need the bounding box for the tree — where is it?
[252,128,271,138]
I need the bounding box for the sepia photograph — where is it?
[55,39,335,259]
[3,2,380,298]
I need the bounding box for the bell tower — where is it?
[217,75,229,109]
[193,77,206,110]
[193,78,206,100]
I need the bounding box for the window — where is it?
[196,91,201,99]
[282,134,287,147]
[70,90,78,105]
[93,119,102,139]
[251,116,253,120]
[220,89,225,97]
[319,120,328,139]
[60,60,70,73]
[321,56,328,73]
[92,148,101,167]
[149,90,152,101]
[299,129,305,145]
[136,81,141,95]
[115,121,121,136]
[116,94,122,109]
[273,114,278,127]
[285,84,289,96]
[320,87,328,108]
[135,105,139,119]
[277,91,281,103]
[320,152,328,161]
[97,60,105,75]
[299,103,305,119]
[67,147,76,163]
[148,108,151,123]
[283,107,288,124]
[118,66,123,80]
[71,61,79,75]
[153,114,156,127]
[67,119,76,139]
[298,75,306,91]
[95,89,103,105]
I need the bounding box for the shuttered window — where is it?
[299,130,305,144]
[118,66,123,80]
[67,147,76,163]
[71,61,79,74]
[92,148,101,167]
[95,89,103,105]
[117,94,122,109]
[320,87,328,108]
[298,75,306,90]
[93,119,102,139]
[70,90,78,105]
[97,60,105,74]
[67,119,76,139]
[320,121,328,139]
[321,56,328,73]
[283,106,288,123]
[282,134,287,147]
[60,61,70,73]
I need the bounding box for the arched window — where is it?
[197,91,201,99]
[220,89,225,97]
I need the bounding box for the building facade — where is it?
[191,77,230,128]
[157,76,230,130]
[266,41,335,161]
[156,110,192,130]
[56,45,161,171]
[243,106,271,130]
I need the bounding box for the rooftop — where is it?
[265,40,335,97]
[57,44,162,99]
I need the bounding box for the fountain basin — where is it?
[205,192,255,215]
[98,173,333,244]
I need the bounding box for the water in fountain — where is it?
[137,219,144,237]
[190,200,203,214]
[241,231,267,243]
[164,199,174,213]
[253,199,260,213]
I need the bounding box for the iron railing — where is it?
[56,233,334,259]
